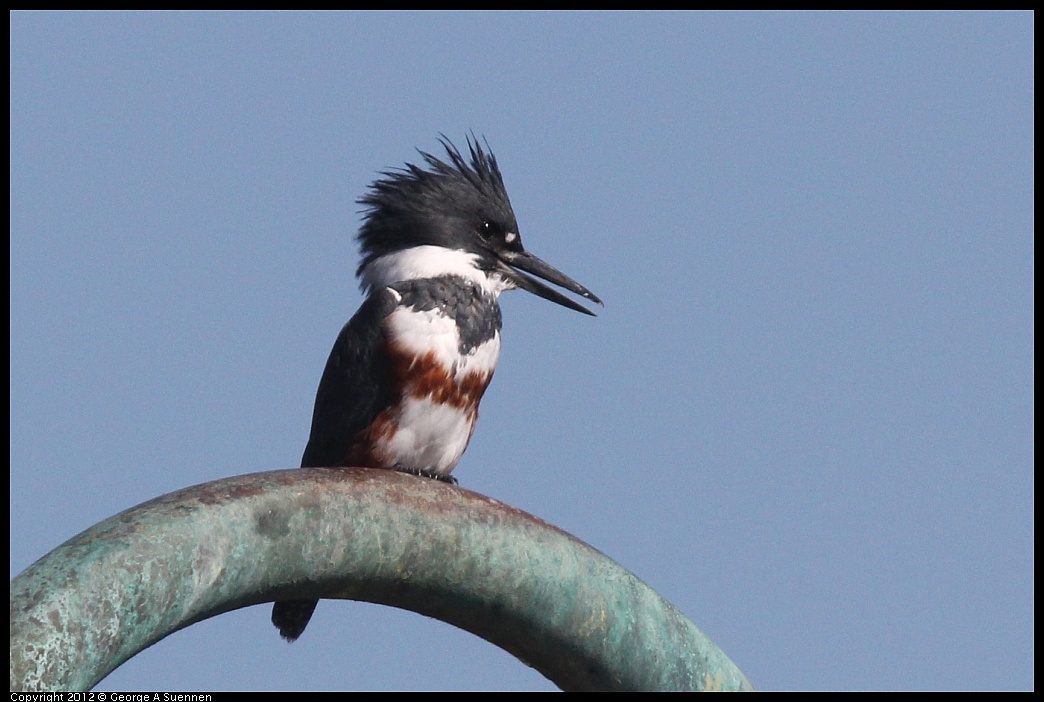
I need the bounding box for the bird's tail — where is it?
[272,599,319,642]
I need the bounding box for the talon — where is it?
[392,464,457,484]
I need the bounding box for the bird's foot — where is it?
[392,464,458,485]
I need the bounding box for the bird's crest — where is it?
[355,136,517,275]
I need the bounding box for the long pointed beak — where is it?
[496,249,603,316]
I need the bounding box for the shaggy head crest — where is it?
[356,136,518,276]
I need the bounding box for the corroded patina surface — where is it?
[10,468,753,691]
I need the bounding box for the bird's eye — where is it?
[479,220,503,242]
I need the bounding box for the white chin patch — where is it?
[362,246,514,298]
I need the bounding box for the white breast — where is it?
[375,304,502,476]
[384,303,501,377]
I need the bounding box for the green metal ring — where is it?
[10,467,753,691]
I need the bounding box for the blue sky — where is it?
[10,11,1033,691]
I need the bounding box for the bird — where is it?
[271,136,602,641]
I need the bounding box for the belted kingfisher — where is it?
[271,137,601,641]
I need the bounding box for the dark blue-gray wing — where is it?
[299,289,398,469]
[273,289,397,642]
